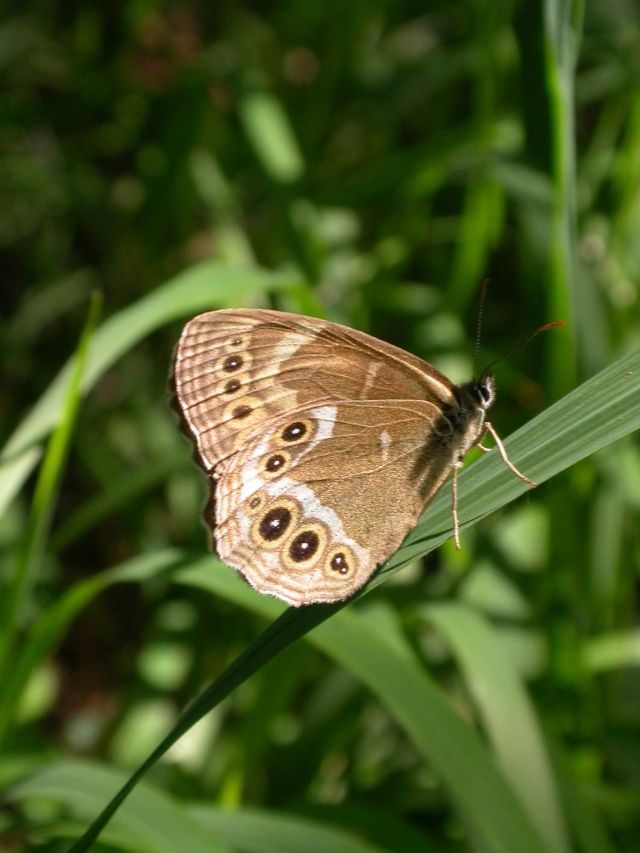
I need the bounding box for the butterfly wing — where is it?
[172,309,461,605]
[214,399,459,605]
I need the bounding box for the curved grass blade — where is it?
[8,760,384,853]
[67,603,341,853]
[7,760,230,853]
[65,348,640,850]
[187,804,387,853]
[583,629,640,673]
[177,566,548,853]
[240,91,305,185]
[0,293,101,680]
[422,603,569,852]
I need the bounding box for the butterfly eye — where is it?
[278,418,314,445]
[282,421,306,441]
[263,451,290,477]
[289,530,319,560]
[224,395,261,426]
[282,521,328,571]
[232,404,252,419]
[330,553,347,572]
[227,335,246,349]
[222,355,243,372]
[219,348,253,376]
[250,498,301,551]
[259,507,292,541]
[245,492,266,515]
[323,545,357,580]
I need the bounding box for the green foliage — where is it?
[2,1,640,851]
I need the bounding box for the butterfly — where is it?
[171,309,536,606]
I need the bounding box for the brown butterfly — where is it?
[171,309,535,606]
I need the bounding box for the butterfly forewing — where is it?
[173,310,458,468]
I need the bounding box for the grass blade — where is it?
[8,760,384,853]
[38,346,640,850]
[59,558,548,852]
[543,0,585,394]
[423,603,569,852]
[239,91,305,185]
[0,293,101,679]
[583,630,640,673]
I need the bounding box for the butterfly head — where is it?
[447,373,495,458]
[464,373,495,412]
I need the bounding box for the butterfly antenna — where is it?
[482,320,566,376]
[473,279,490,377]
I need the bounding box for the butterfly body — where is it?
[172,309,526,606]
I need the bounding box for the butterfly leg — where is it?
[451,462,463,549]
[483,422,537,487]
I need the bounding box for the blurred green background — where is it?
[2,1,640,851]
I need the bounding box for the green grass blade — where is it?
[0,293,101,679]
[8,549,544,851]
[66,348,639,851]
[0,261,298,517]
[423,603,569,852]
[188,805,386,853]
[239,91,305,185]
[8,760,384,853]
[546,735,616,853]
[543,0,585,394]
[295,610,547,853]
[67,602,341,853]
[449,177,503,310]
[174,567,547,853]
[7,761,227,853]
[583,630,640,673]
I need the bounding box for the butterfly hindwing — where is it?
[213,399,455,605]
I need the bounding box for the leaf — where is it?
[239,91,305,184]
[188,805,385,853]
[0,294,101,679]
[583,629,640,673]
[66,347,640,851]
[8,760,384,853]
[422,603,569,852]
[9,761,218,852]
